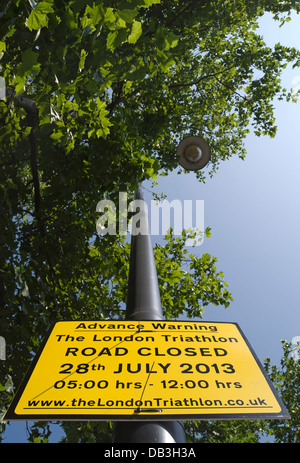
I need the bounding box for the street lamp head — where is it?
[176,136,210,171]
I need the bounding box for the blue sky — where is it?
[147,12,300,367]
[3,10,300,443]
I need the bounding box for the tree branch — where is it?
[0,156,30,168]
[107,81,125,113]
[168,66,237,89]
[165,0,198,28]
[6,89,44,235]
[215,77,250,101]
[29,125,44,235]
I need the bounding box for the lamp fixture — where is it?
[176,136,211,171]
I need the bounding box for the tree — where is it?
[263,341,300,443]
[0,0,299,442]
[184,341,300,443]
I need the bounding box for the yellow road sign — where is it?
[4,321,290,421]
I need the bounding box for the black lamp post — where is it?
[112,136,210,443]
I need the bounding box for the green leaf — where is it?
[106,30,118,51]
[79,49,86,72]
[128,20,142,44]
[50,130,64,140]
[27,9,48,30]
[118,9,138,23]
[164,32,179,51]
[65,5,77,29]
[104,7,115,24]
[36,2,54,14]
[140,0,161,6]
[22,49,39,71]
[160,57,175,73]
[16,48,40,82]
[85,4,102,27]
[106,29,127,51]
[15,75,25,95]
[205,227,212,238]
[0,41,6,54]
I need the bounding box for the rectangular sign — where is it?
[4,320,290,421]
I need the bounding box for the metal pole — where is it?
[125,184,163,321]
[112,184,186,443]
